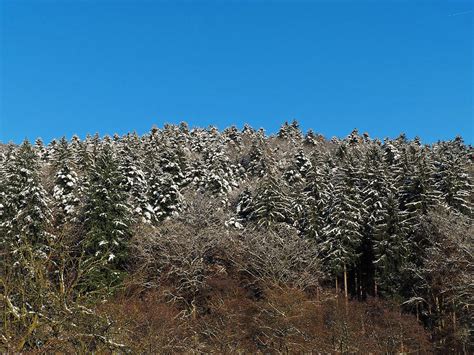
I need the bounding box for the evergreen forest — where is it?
[0,121,472,352]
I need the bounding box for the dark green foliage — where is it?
[250,173,291,229]
[82,143,131,289]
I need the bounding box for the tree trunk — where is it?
[436,296,442,331]
[343,264,348,300]
[355,272,359,300]
[452,300,456,331]
[399,309,404,353]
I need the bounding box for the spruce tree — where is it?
[0,141,53,337]
[52,137,80,224]
[118,142,153,223]
[250,173,290,229]
[372,192,410,296]
[358,144,388,296]
[2,140,52,247]
[300,153,332,240]
[152,173,184,221]
[433,140,472,216]
[277,120,303,141]
[82,143,131,290]
[321,154,364,298]
[398,144,438,227]
[304,129,318,146]
[200,146,239,201]
[236,187,253,221]
[246,139,269,177]
[284,148,312,185]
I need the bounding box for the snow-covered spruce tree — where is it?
[82,143,131,290]
[34,137,47,161]
[90,132,102,163]
[250,172,291,229]
[0,144,16,223]
[222,125,242,144]
[304,129,317,146]
[151,173,185,221]
[372,191,410,297]
[235,186,250,214]
[118,142,153,223]
[74,136,93,172]
[344,128,363,145]
[400,144,438,214]
[299,152,332,240]
[277,120,303,141]
[241,123,256,135]
[199,145,239,204]
[357,144,391,297]
[51,137,72,169]
[321,153,364,298]
[0,146,14,242]
[245,138,269,178]
[2,140,52,247]
[51,137,80,225]
[44,138,57,163]
[158,144,188,187]
[0,141,54,344]
[433,138,472,217]
[360,145,388,230]
[284,148,312,185]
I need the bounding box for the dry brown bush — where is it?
[128,212,323,317]
[113,201,431,353]
[100,285,432,353]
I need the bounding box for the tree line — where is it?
[0,121,472,352]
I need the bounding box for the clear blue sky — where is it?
[1,0,472,144]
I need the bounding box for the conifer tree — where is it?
[2,140,52,247]
[433,140,472,216]
[372,192,410,296]
[0,141,53,337]
[357,144,389,296]
[0,144,15,223]
[284,148,312,185]
[82,143,131,289]
[52,137,80,225]
[223,125,241,144]
[151,173,185,220]
[300,153,332,240]
[118,142,153,223]
[200,146,239,201]
[304,129,318,146]
[321,154,364,298]
[236,187,253,221]
[250,173,290,229]
[277,120,303,141]
[159,145,188,187]
[398,144,438,226]
[246,139,269,177]
[34,137,47,161]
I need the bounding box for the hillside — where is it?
[0,121,472,352]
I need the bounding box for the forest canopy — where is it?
[0,121,472,352]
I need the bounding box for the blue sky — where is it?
[0,0,472,144]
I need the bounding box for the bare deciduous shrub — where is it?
[129,203,323,318]
[232,224,323,294]
[100,287,432,353]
